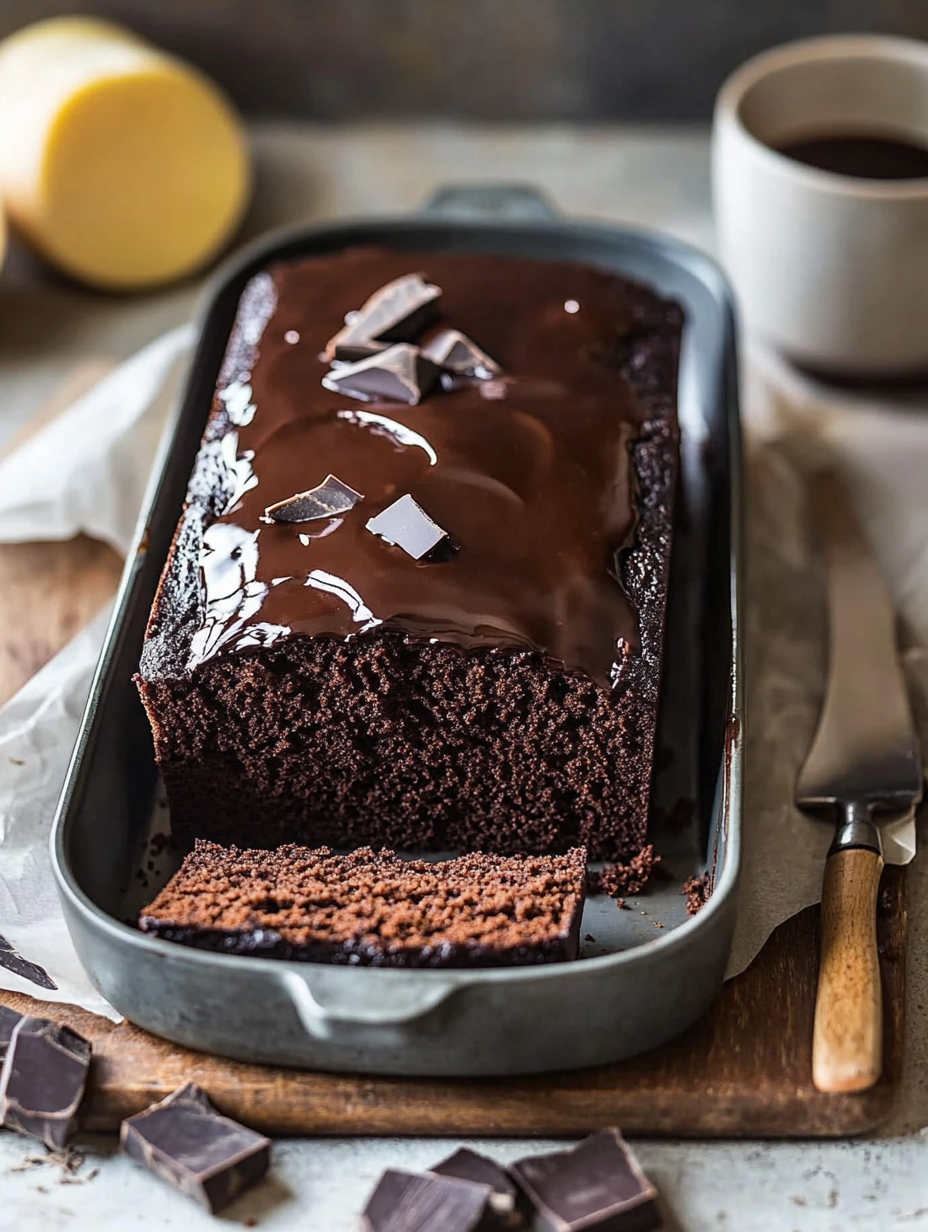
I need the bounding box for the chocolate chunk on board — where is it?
[0,1005,22,1056]
[431,1148,525,1226]
[120,1082,270,1213]
[420,329,501,379]
[262,473,362,523]
[322,343,439,405]
[362,1167,494,1232]
[325,273,441,359]
[0,1016,91,1149]
[510,1128,660,1232]
[366,493,455,561]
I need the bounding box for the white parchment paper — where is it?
[0,325,192,555]
[0,326,922,1012]
[0,326,190,1018]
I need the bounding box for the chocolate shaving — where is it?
[0,934,57,990]
[120,1082,270,1214]
[0,1017,91,1150]
[421,329,501,379]
[261,474,362,524]
[322,343,439,405]
[325,273,441,360]
[366,494,456,561]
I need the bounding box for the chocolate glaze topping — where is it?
[189,248,647,688]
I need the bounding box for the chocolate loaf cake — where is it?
[137,247,682,858]
[140,842,587,967]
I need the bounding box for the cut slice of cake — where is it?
[139,841,588,967]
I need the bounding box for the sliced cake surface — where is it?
[137,247,682,858]
[139,841,588,967]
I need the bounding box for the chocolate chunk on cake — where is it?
[139,842,587,967]
[137,247,682,858]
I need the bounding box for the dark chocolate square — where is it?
[120,1082,270,1213]
[510,1129,660,1232]
[365,493,454,560]
[0,1016,91,1149]
[362,1168,493,1232]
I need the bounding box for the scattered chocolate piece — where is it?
[0,935,57,990]
[589,845,661,898]
[0,1017,91,1149]
[325,273,442,360]
[261,473,362,524]
[120,1082,270,1214]
[682,872,711,917]
[0,1005,22,1055]
[362,1167,493,1232]
[510,1129,660,1232]
[322,343,439,405]
[420,329,501,379]
[366,494,456,561]
[432,1148,524,1226]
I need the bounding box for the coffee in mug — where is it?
[714,35,928,375]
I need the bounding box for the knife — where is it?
[795,470,922,1094]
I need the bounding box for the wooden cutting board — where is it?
[0,371,907,1140]
[0,875,905,1139]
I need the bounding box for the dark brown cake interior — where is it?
[140,842,587,968]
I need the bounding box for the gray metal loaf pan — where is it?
[51,186,742,1077]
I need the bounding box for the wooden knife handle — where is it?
[812,847,883,1093]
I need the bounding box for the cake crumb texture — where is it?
[140,841,588,967]
[682,872,711,917]
[589,844,661,898]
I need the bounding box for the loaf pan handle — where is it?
[281,970,458,1044]
[421,183,558,221]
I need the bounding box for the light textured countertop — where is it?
[0,123,926,1232]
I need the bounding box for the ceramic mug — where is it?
[713,34,928,376]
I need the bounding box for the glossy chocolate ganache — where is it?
[188,248,651,689]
